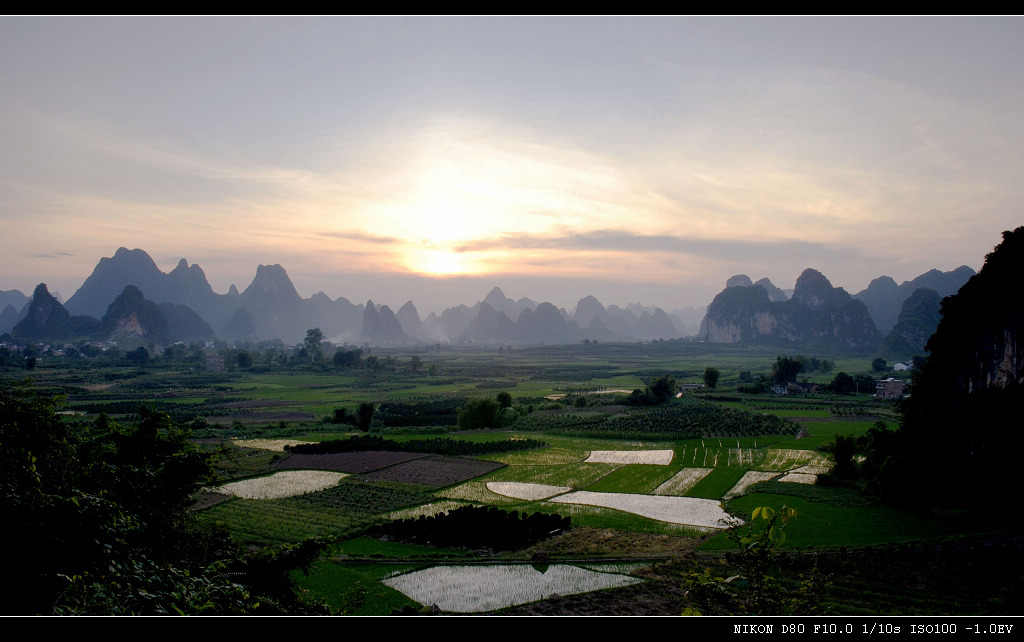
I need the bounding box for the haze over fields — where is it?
[2,17,1021,313]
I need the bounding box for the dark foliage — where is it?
[516,397,797,440]
[624,374,677,406]
[0,380,328,614]
[287,434,547,457]
[371,506,570,551]
[457,397,501,429]
[864,227,1024,513]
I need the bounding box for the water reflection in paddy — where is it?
[382,563,644,613]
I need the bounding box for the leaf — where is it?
[768,526,786,546]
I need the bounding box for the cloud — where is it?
[454,230,862,264]
[319,231,401,245]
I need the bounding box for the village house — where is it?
[875,378,904,399]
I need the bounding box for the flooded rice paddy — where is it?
[382,563,644,612]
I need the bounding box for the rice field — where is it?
[760,449,833,472]
[485,446,589,466]
[385,500,470,520]
[483,462,620,488]
[233,438,314,451]
[437,481,523,504]
[583,464,680,494]
[382,564,644,612]
[527,501,711,536]
[652,467,713,496]
[779,472,818,484]
[199,498,376,544]
[213,471,348,499]
[723,471,781,500]
[486,481,572,501]
[549,491,736,528]
[584,450,674,465]
[685,467,749,500]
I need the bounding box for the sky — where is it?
[1,17,1022,314]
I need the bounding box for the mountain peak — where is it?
[792,268,848,308]
[242,264,301,302]
[726,274,753,288]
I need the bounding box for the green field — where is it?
[15,341,982,615]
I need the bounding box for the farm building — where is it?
[205,353,225,371]
[875,378,904,399]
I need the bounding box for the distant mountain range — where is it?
[2,247,975,352]
[699,265,974,352]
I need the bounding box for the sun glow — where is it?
[406,247,479,276]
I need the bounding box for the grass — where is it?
[583,463,680,494]
[333,537,466,558]
[774,420,881,450]
[685,467,749,499]
[197,497,378,545]
[522,502,709,537]
[291,561,421,615]
[482,462,620,488]
[700,493,944,549]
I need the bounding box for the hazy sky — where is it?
[2,17,1022,313]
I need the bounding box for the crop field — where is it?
[486,481,572,500]
[356,455,505,488]
[25,342,959,614]
[482,461,619,487]
[199,497,378,544]
[214,470,349,499]
[381,564,645,613]
[684,467,750,499]
[652,467,713,495]
[275,451,428,473]
[582,463,681,494]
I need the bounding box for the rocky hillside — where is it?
[11,284,98,340]
[876,287,942,359]
[701,269,881,351]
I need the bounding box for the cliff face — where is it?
[702,270,881,351]
[855,266,975,333]
[97,285,171,345]
[881,227,1024,510]
[877,287,942,359]
[920,229,1024,394]
[12,284,98,340]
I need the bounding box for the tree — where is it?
[126,346,150,366]
[408,355,422,373]
[703,367,720,389]
[496,391,513,409]
[830,433,857,480]
[333,348,362,369]
[457,398,501,430]
[854,373,876,394]
[356,402,375,431]
[647,374,677,404]
[771,355,803,384]
[681,505,802,616]
[1,381,332,615]
[236,350,253,369]
[828,371,855,393]
[304,328,324,363]
[871,358,887,372]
